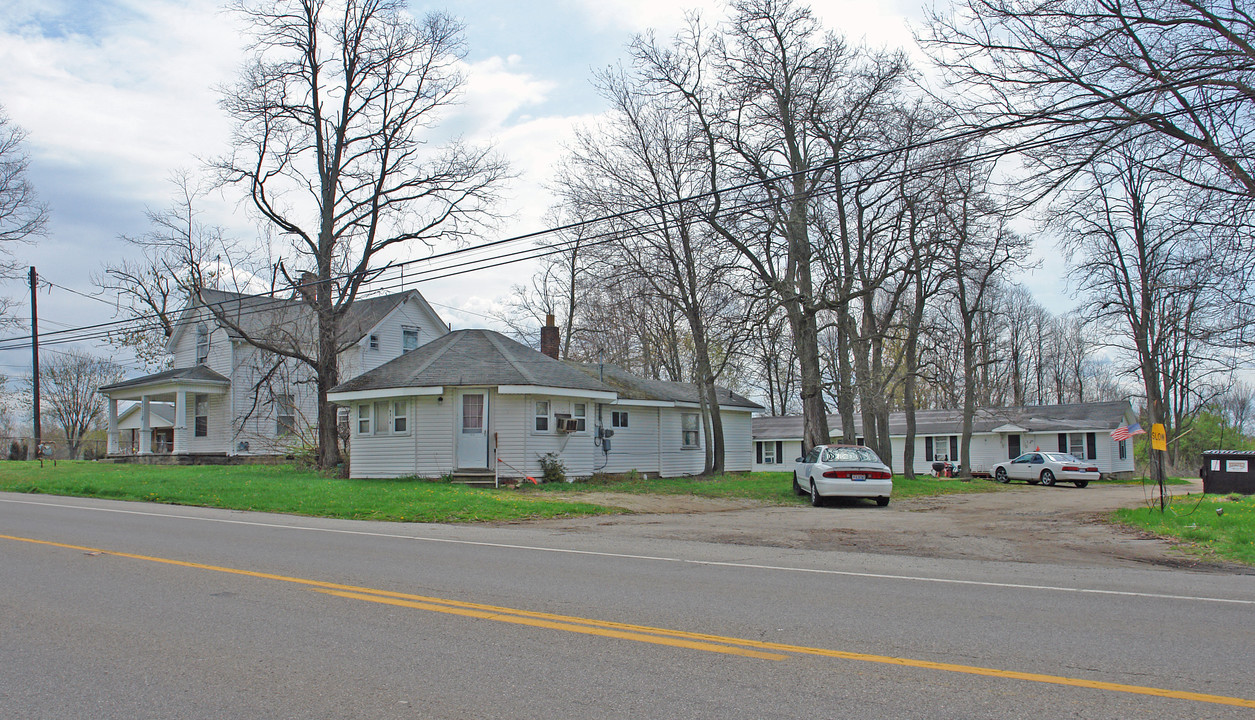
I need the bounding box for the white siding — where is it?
[356,297,447,375]
[597,404,659,475]
[721,410,755,472]
[752,439,803,472]
[659,407,705,477]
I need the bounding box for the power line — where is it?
[1,76,1245,354]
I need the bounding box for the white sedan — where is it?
[991,452,1099,488]
[793,445,893,507]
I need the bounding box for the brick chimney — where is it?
[296,271,319,306]
[540,313,560,359]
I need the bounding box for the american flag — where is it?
[1110,423,1145,441]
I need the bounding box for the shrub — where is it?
[8,441,26,461]
[538,453,567,484]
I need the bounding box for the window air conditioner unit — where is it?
[556,417,580,433]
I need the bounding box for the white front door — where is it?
[456,391,489,468]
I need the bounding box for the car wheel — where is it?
[995,467,1009,484]
[1040,469,1056,487]
[810,480,824,507]
[876,496,890,507]
[1074,480,1089,488]
[793,473,806,496]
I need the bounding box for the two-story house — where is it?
[99,288,448,458]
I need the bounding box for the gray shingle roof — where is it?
[190,288,429,346]
[99,366,230,393]
[753,401,1135,439]
[331,329,616,394]
[566,362,764,410]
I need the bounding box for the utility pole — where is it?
[29,266,40,460]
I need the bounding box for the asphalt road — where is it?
[2,491,1253,719]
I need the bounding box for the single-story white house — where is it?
[327,326,762,480]
[752,401,1139,477]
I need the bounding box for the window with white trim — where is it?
[275,393,295,436]
[535,401,550,432]
[392,400,408,434]
[402,328,419,352]
[612,410,629,428]
[1068,432,1086,459]
[368,334,380,350]
[1118,439,1127,460]
[195,324,210,364]
[194,394,208,437]
[762,442,776,464]
[357,404,372,435]
[681,413,700,448]
[572,403,587,432]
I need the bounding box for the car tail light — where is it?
[1061,465,1079,472]
[1087,466,1098,473]
[822,470,891,479]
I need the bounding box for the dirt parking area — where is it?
[530,480,1243,570]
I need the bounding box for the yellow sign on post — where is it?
[1151,423,1167,451]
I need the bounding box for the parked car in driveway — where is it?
[793,445,893,507]
[991,452,1099,488]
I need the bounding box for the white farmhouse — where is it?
[99,288,447,459]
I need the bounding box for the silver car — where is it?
[991,452,1099,488]
[793,444,893,507]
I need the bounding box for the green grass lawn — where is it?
[1112,492,1255,565]
[0,461,618,523]
[523,471,1011,504]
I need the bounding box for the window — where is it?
[612,410,629,428]
[368,334,380,350]
[195,324,209,364]
[1068,432,1086,459]
[681,413,700,448]
[535,401,550,432]
[392,400,408,434]
[1118,439,1127,460]
[194,394,208,437]
[462,394,484,432]
[275,394,295,436]
[402,328,420,352]
[761,442,776,464]
[357,404,372,435]
[572,403,587,432]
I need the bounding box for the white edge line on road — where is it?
[4,495,1252,606]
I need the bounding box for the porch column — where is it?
[106,398,119,455]
[173,390,189,454]
[139,396,152,455]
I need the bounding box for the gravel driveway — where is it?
[528,479,1244,570]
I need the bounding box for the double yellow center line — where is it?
[5,532,1253,709]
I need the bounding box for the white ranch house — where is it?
[99,288,448,458]
[752,401,1139,478]
[328,328,762,480]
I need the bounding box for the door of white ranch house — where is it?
[456,390,489,468]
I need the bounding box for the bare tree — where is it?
[923,0,1255,200]
[555,58,749,473]
[1053,139,1241,471]
[0,106,48,324]
[937,149,1028,476]
[36,350,126,459]
[94,172,231,370]
[0,107,47,257]
[212,0,508,468]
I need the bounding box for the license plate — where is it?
[851,474,865,481]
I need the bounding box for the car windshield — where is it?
[1044,453,1080,463]
[822,447,883,464]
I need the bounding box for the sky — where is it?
[0,0,1075,384]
